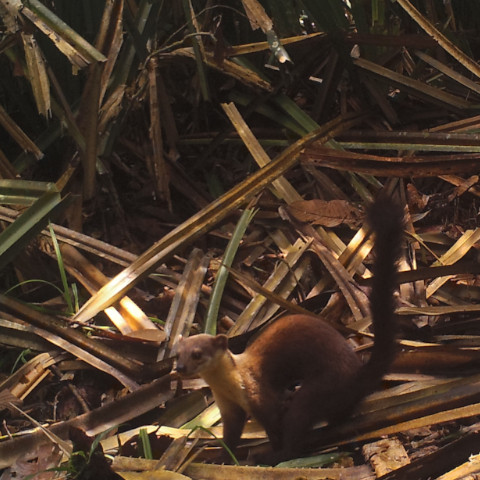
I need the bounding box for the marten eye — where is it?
[192,349,202,361]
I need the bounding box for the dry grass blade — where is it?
[182,0,209,102]
[239,0,290,63]
[222,102,302,203]
[0,375,173,469]
[426,228,480,298]
[0,351,61,401]
[0,206,136,266]
[303,147,480,176]
[229,32,325,56]
[414,50,480,96]
[282,208,370,322]
[112,457,191,479]
[0,389,21,410]
[429,114,480,133]
[314,374,480,447]
[398,304,480,315]
[0,183,71,271]
[353,58,472,111]
[0,317,52,352]
[437,453,480,480]
[148,57,171,207]
[254,256,313,329]
[8,402,72,456]
[160,434,198,475]
[76,70,101,200]
[352,402,480,445]
[228,267,316,318]
[0,205,181,296]
[97,0,124,103]
[167,47,273,92]
[230,238,311,334]
[0,149,17,179]
[0,294,141,389]
[21,0,107,67]
[50,243,161,338]
[309,238,368,322]
[21,32,50,117]
[184,462,374,480]
[338,131,480,152]
[393,346,480,372]
[440,175,480,198]
[0,105,43,159]
[72,112,365,324]
[76,1,124,200]
[338,225,371,277]
[160,248,210,359]
[241,0,272,31]
[396,0,480,80]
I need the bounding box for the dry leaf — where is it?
[407,183,429,211]
[287,199,362,228]
[9,444,62,480]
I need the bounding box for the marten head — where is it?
[175,334,229,377]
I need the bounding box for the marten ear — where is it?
[214,334,228,350]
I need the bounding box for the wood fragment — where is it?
[363,437,410,477]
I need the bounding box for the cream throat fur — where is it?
[201,349,252,415]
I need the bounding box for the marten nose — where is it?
[175,362,186,374]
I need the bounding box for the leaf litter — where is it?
[2,1,480,479]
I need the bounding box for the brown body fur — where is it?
[175,198,404,462]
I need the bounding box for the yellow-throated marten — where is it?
[175,197,404,462]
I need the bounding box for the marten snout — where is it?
[175,361,186,375]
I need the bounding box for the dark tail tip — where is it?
[367,196,405,243]
[364,195,405,373]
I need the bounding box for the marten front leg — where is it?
[214,394,247,458]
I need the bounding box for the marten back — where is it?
[175,197,404,463]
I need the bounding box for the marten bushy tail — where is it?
[349,197,405,407]
[367,197,404,370]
